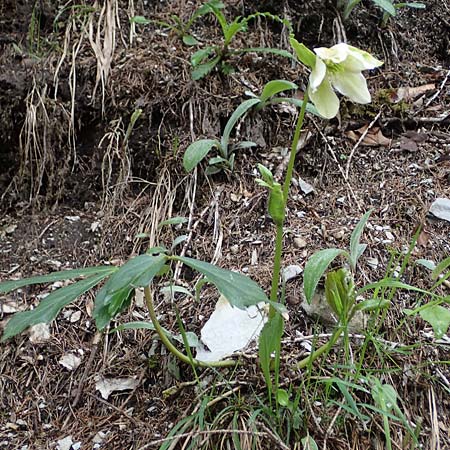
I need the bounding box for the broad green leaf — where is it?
[301,435,319,450]
[171,235,188,250]
[355,298,390,312]
[432,256,450,280]
[208,156,229,165]
[0,266,117,294]
[276,388,290,407]
[221,98,260,152]
[1,272,110,341]
[373,0,396,15]
[349,210,372,270]
[415,259,436,271]
[130,15,151,24]
[303,248,347,303]
[146,246,168,255]
[158,216,187,227]
[259,312,284,397]
[420,305,450,339]
[94,254,167,329]
[175,256,268,308]
[183,139,219,172]
[289,37,316,68]
[191,56,221,80]
[259,80,298,104]
[112,321,199,347]
[182,34,199,46]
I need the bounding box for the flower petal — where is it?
[315,44,348,64]
[331,71,371,104]
[308,77,340,119]
[343,46,383,71]
[310,57,327,90]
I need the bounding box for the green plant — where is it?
[130,0,225,46]
[339,0,425,24]
[189,5,295,80]
[183,79,315,174]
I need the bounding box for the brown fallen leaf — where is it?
[393,83,435,103]
[347,125,392,147]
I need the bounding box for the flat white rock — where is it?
[59,353,82,371]
[196,296,267,362]
[429,198,450,222]
[29,323,51,343]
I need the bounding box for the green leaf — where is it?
[191,55,221,80]
[94,254,167,329]
[349,210,372,271]
[432,256,450,280]
[419,305,450,339]
[415,259,436,271]
[2,272,110,341]
[373,0,396,15]
[276,388,290,407]
[259,312,284,397]
[112,321,199,347]
[371,380,398,412]
[221,98,260,153]
[400,2,426,8]
[358,279,436,296]
[183,139,219,172]
[171,235,188,250]
[301,435,319,450]
[158,216,188,228]
[175,256,268,308]
[130,15,152,25]
[289,37,316,68]
[182,34,199,46]
[160,285,194,299]
[303,249,347,303]
[239,47,296,61]
[259,80,298,104]
[355,298,390,312]
[194,0,225,18]
[0,266,117,294]
[223,17,247,46]
[191,47,214,66]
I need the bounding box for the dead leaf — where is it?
[347,126,391,147]
[95,375,140,400]
[417,230,429,247]
[393,83,435,103]
[59,352,82,371]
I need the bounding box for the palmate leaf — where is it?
[94,254,167,330]
[175,256,268,309]
[1,271,113,341]
[0,265,116,294]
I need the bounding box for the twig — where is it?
[424,69,450,108]
[72,331,102,407]
[345,108,383,180]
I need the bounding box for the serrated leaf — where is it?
[373,0,396,15]
[303,249,346,303]
[94,254,167,329]
[420,305,450,339]
[175,256,268,308]
[349,210,372,271]
[2,272,110,341]
[183,139,219,172]
[289,37,316,68]
[191,55,221,80]
[191,47,214,66]
[0,266,117,294]
[259,80,298,104]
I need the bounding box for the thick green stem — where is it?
[269,90,310,305]
[143,286,236,368]
[295,325,345,370]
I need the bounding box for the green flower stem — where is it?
[143,286,236,368]
[295,325,345,370]
[269,90,310,306]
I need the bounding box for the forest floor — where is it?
[0,0,449,449]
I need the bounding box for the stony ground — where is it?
[0,0,449,449]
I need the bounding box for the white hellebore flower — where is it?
[309,43,383,119]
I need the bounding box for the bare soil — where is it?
[0,0,449,449]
